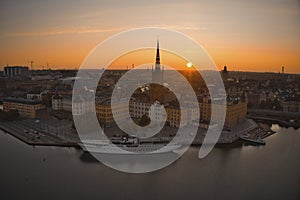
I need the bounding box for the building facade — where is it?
[199,96,247,127]
[52,94,94,115]
[3,66,29,77]
[148,101,166,123]
[129,101,151,118]
[95,98,128,125]
[3,97,45,118]
[52,94,63,110]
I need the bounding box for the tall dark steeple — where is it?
[151,38,165,103]
[155,38,160,66]
[152,38,163,84]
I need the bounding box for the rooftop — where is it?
[4,96,43,105]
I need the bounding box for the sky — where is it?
[0,0,299,73]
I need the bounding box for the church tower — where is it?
[152,38,163,84]
[150,38,165,103]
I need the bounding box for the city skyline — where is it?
[0,1,299,198]
[0,0,300,73]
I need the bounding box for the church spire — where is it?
[152,37,163,84]
[155,37,160,65]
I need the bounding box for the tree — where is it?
[139,115,150,127]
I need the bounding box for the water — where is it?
[0,124,299,200]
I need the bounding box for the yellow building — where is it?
[199,97,247,127]
[3,97,45,118]
[96,103,114,124]
[165,105,199,128]
[166,107,185,128]
[95,98,128,125]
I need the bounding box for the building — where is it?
[72,96,94,116]
[51,94,94,115]
[63,96,73,112]
[199,96,247,128]
[165,103,199,128]
[96,101,113,124]
[52,94,63,110]
[166,106,186,128]
[3,66,29,77]
[129,100,151,118]
[27,92,43,100]
[95,98,128,125]
[3,97,45,118]
[148,101,166,123]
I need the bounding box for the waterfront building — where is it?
[165,102,199,128]
[95,98,128,125]
[3,96,45,118]
[165,106,187,127]
[199,96,247,128]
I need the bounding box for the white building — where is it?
[148,101,166,123]
[52,94,63,110]
[72,97,94,116]
[52,94,94,115]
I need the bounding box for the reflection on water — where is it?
[0,125,299,200]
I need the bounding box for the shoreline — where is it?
[0,118,282,149]
[0,122,79,148]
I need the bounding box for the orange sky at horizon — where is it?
[0,0,299,73]
[1,32,299,73]
[107,49,189,71]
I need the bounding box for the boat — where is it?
[78,138,181,155]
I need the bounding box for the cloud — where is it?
[1,25,207,38]
[1,27,126,38]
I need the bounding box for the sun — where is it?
[186,62,193,68]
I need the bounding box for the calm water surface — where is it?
[0,124,299,200]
